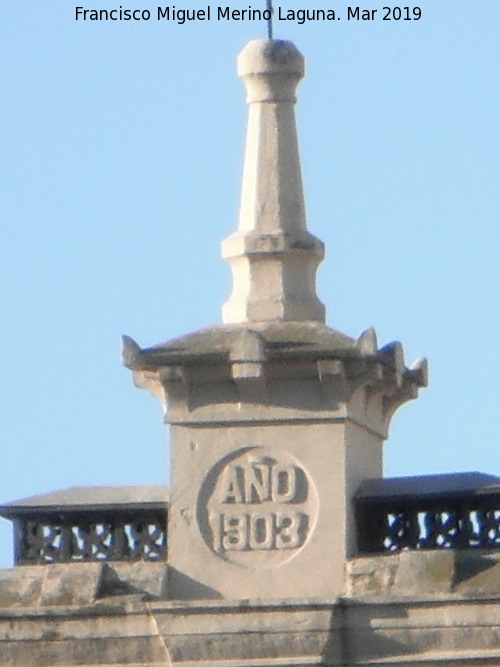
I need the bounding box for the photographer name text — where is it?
[75,5,422,23]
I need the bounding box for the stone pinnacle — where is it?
[221,39,325,324]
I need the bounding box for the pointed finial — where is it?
[221,40,325,324]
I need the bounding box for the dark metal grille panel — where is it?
[14,512,167,564]
[356,501,500,553]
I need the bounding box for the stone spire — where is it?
[121,38,427,603]
[222,40,325,324]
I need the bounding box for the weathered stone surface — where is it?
[0,600,172,666]
[346,554,399,598]
[342,597,500,665]
[346,549,500,601]
[0,566,44,607]
[40,562,102,607]
[393,550,456,597]
[0,561,170,610]
[1,588,500,666]
[453,550,500,596]
[99,562,168,600]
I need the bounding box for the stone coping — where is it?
[1,586,499,612]
[356,472,500,503]
[0,485,169,518]
[122,322,358,370]
[3,587,500,618]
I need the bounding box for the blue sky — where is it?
[0,1,498,567]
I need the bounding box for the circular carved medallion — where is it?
[197,447,318,568]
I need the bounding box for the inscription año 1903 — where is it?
[197,448,318,568]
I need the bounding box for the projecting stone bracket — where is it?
[356,326,378,356]
[122,334,142,368]
[381,357,428,418]
[357,344,427,423]
[228,329,266,384]
[314,330,426,413]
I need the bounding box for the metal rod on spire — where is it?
[266,0,273,40]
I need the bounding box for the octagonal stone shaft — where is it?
[222,40,325,324]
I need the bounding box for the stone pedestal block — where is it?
[124,322,426,601]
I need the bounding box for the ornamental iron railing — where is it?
[0,486,168,565]
[4,476,500,563]
[355,472,500,553]
[12,512,167,564]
